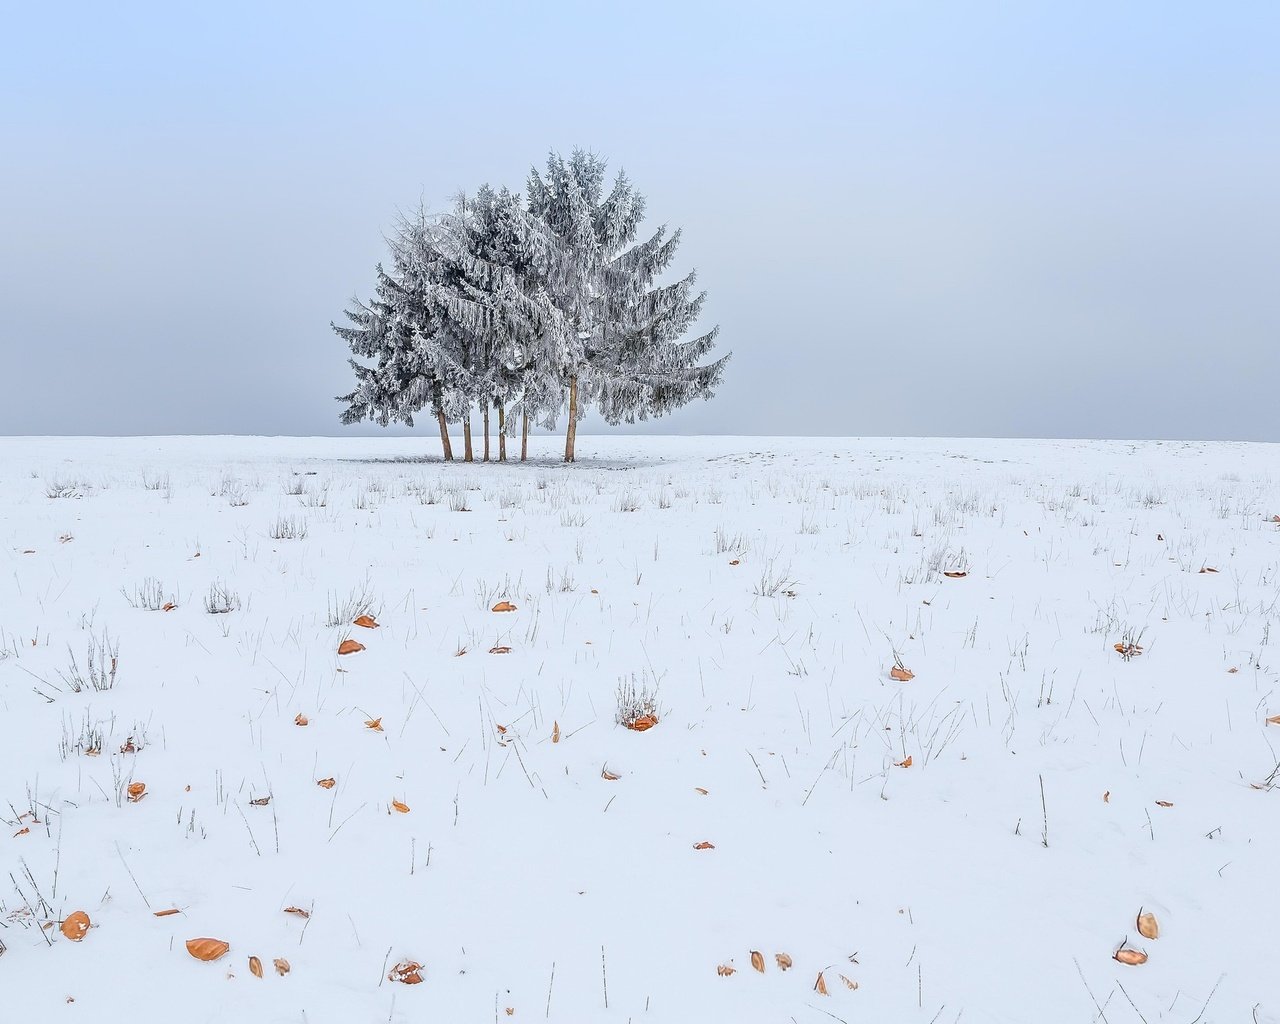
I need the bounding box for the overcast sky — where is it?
[2,2,1277,440]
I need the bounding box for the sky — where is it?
[2,1,1278,441]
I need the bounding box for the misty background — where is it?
[2,2,1277,441]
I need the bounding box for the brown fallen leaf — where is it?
[1155,800,1174,808]
[127,782,146,802]
[1103,791,1111,803]
[814,971,829,995]
[943,570,968,579]
[249,956,264,978]
[839,974,859,990]
[601,768,620,781]
[488,645,512,655]
[695,787,709,795]
[250,795,271,806]
[1267,714,1280,726]
[693,841,715,850]
[365,717,383,731]
[750,950,765,973]
[60,911,90,942]
[1136,911,1160,939]
[294,713,309,727]
[391,799,410,814]
[153,908,181,918]
[1199,567,1219,574]
[895,755,913,768]
[353,614,379,628]
[283,906,310,919]
[337,638,365,655]
[1114,947,1148,966]
[716,963,736,977]
[505,1009,514,1017]
[728,559,740,566]
[890,665,914,682]
[775,952,792,971]
[13,826,30,837]
[388,960,424,984]
[162,602,176,612]
[120,737,138,754]
[628,714,658,732]
[491,601,517,612]
[273,958,291,976]
[317,777,336,789]
[495,724,508,735]
[1227,666,1239,673]
[186,937,230,962]
[552,721,561,744]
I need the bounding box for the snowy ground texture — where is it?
[2,435,1279,1024]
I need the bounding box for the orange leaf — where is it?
[489,645,512,655]
[895,755,913,768]
[353,614,379,628]
[495,724,508,734]
[693,841,715,850]
[389,960,424,984]
[13,826,30,837]
[552,721,561,744]
[601,768,620,781]
[338,638,365,655]
[814,971,829,995]
[750,950,765,973]
[628,714,658,732]
[391,799,410,814]
[60,911,90,942]
[186,937,230,962]
[365,717,383,731]
[317,777,336,789]
[728,559,740,566]
[127,782,146,802]
[1267,715,1280,726]
[162,602,176,612]
[1136,911,1159,940]
[1114,948,1148,966]
[249,955,264,978]
[153,908,181,917]
[890,665,914,682]
[491,601,517,612]
[294,713,309,726]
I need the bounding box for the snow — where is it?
[2,434,1278,1023]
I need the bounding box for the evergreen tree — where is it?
[525,149,728,460]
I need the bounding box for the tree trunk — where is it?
[521,411,529,462]
[462,417,474,462]
[436,409,453,462]
[564,376,578,463]
[482,403,491,462]
[497,403,507,462]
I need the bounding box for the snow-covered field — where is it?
[2,434,1278,1023]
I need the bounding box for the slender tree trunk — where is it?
[497,403,506,462]
[462,416,474,462]
[436,409,454,462]
[564,376,578,463]
[482,403,491,462]
[521,411,529,462]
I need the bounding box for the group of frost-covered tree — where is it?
[333,149,730,463]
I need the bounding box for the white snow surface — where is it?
[2,434,1278,1023]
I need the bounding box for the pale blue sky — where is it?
[2,2,1277,439]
